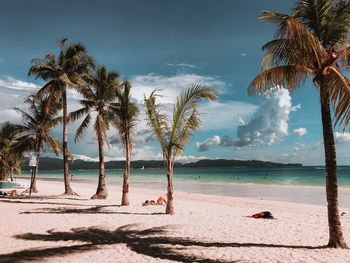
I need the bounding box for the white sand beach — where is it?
[1,179,350,263]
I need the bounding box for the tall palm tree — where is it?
[112,80,139,206]
[144,84,217,214]
[249,0,350,248]
[28,38,94,195]
[14,95,62,193]
[0,122,25,181]
[70,66,119,199]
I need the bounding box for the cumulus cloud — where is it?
[334,132,350,143]
[292,127,307,137]
[231,88,296,147]
[197,88,300,151]
[196,135,221,152]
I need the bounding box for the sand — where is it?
[1,179,350,263]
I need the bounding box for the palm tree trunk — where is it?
[165,157,175,215]
[320,89,348,249]
[62,88,76,195]
[91,132,108,199]
[121,136,130,206]
[30,139,43,193]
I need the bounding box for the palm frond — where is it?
[74,113,91,143]
[172,108,200,161]
[69,107,91,122]
[44,135,62,155]
[170,83,217,151]
[144,90,169,152]
[248,65,311,95]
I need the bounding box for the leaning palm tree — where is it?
[28,38,94,195]
[249,0,350,248]
[144,84,217,214]
[112,80,139,206]
[14,95,62,193]
[70,66,119,199]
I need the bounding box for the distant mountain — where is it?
[21,157,302,171]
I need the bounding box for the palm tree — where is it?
[144,84,217,214]
[0,122,25,181]
[70,66,119,199]
[249,0,350,248]
[28,38,94,195]
[112,80,139,206]
[14,95,62,193]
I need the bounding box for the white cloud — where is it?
[165,62,197,69]
[129,73,227,103]
[240,52,247,57]
[0,76,39,91]
[200,101,258,130]
[73,154,98,162]
[233,88,295,147]
[292,127,307,137]
[334,132,350,143]
[176,154,208,163]
[220,87,299,148]
[196,135,221,152]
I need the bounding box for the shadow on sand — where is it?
[0,224,327,263]
[20,205,164,216]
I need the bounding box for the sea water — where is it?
[21,166,350,187]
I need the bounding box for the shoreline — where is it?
[13,177,350,208]
[0,179,350,262]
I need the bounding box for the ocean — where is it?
[22,166,350,187]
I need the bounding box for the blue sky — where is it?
[1,0,350,165]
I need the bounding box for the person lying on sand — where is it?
[244,211,275,219]
[142,195,167,206]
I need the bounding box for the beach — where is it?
[1,179,350,263]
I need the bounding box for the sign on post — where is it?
[29,153,39,167]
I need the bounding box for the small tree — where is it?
[144,83,217,214]
[112,80,139,206]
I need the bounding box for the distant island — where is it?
[21,157,302,171]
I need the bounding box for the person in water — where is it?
[143,195,167,206]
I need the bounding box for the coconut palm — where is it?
[144,84,217,214]
[70,66,119,199]
[249,0,350,248]
[28,38,94,195]
[14,95,62,193]
[0,122,25,181]
[112,80,139,206]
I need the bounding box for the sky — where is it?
[1,0,350,165]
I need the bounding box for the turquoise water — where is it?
[21,166,350,187]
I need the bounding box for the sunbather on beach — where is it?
[143,195,167,206]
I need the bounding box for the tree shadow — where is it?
[0,195,87,201]
[20,205,164,216]
[0,224,327,263]
[0,199,92,207]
